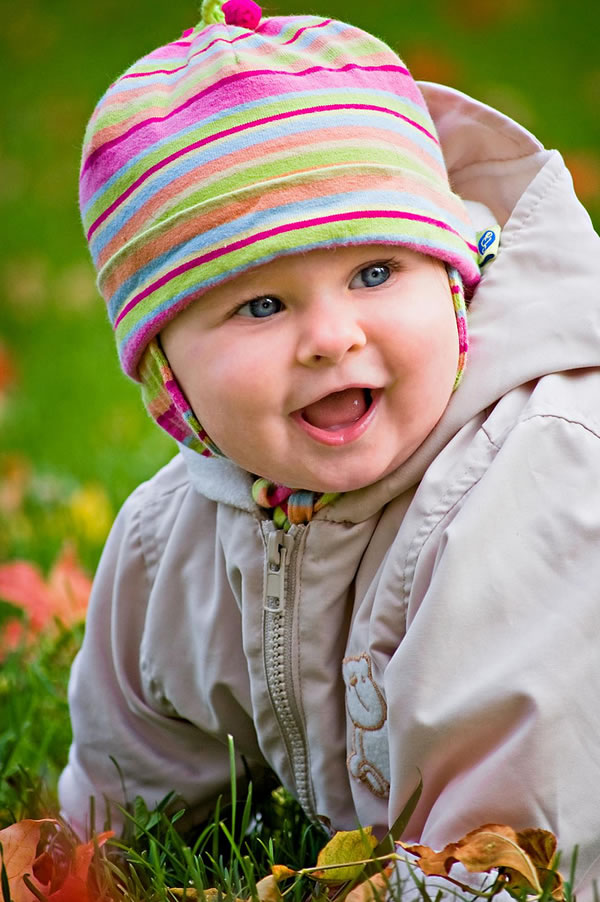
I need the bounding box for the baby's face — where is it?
[161,244,459,492]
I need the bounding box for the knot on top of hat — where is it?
[222,0,262,29]
[199,0,226,26]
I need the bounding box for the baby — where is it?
[60,0,600,896]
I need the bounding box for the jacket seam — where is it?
[518,410,600,441]
[127,492,154,600]
[401,438,498,613]
[497,163,563,252]
[451,148,543,178]
[136,479,192,589]
[483,410,600,449]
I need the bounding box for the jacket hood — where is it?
[180,83,600,519]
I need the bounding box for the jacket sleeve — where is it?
[384,412,600,896]
[58,476,258,839]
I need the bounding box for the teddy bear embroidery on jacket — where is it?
[343,654,390,798]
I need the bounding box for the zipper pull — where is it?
[265,529,294,612]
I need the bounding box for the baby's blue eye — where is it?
[237,296,283,318]
[351,264,391,289]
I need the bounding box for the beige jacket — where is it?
[60,84,600,896]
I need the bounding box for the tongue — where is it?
[302,388,368,431]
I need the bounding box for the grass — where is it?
[0,615,578,902]
[0,0,597,898]
[0,613,576,901]
[0,614,329,900]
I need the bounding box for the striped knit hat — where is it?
[80,0,480,456]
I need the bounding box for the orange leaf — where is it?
[0,819,55,902]
[271,865,296,881]
[44,831,113,902]
[46,544,92,629]
[72,831,113,881]
[32,850,54,886]
[0,560,54,632]
[0,545,91,647]
[397,840,459,878]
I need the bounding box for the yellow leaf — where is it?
[0,819,55,902]
[312,827,378,884]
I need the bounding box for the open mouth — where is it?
[292,387,379,446]
[301,387,373,431]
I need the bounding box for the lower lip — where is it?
[291,390,381,447]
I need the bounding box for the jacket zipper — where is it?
[262,524,318,821]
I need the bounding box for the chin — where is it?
[303,463,393,494]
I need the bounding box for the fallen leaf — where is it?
[0,819,54,902]
[32,851,54,886]
[46,544,93,627]
[312,827,378,884]
[345,865,394,902]
[455,827,541,892]
[0,544,91,648]
[516,828,557,869]
[39,831,113,902]
[255,874,283,902]
[0,560,50,632]
[399,823,565,898]
[270,865,295,882]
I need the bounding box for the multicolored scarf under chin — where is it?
[251,478,341,532]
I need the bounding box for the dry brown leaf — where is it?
[516,829,557,869]
[0,819,53,902]
[255,874,283,902]
[454,824,541,891]
[345,865,394,902]
[396,839,460,878]
[398,823,568,898]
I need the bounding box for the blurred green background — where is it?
[1,0,599,570]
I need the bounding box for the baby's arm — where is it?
[58,464,263,838]
[383,394,600,897]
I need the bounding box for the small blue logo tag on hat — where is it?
[476,227,501,267]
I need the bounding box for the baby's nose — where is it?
[296,301,367,367]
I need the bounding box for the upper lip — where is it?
[290,384,379,416]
